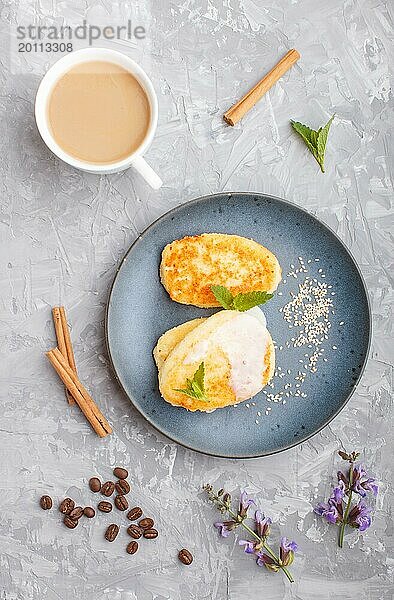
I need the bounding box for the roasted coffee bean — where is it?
[115,479,130,495]
[101,481,115,497]
[113,467,128,480]
[84,507,95,518]
[89,477,101,492]
[69,506,84,521]
[127,524,143,539]
[126,541,139,555]
[138,518,154,530]
[59,498,75,515]
[127,506,143,521]
[105,524,119,542]
[64,515,78,529]
[114,495,129,511]
[97,501,112,513]
[178,549,193,565]
[143,528,158,539]
[39,495,52,510]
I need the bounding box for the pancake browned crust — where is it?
[160,233,281,308]
[154,311,275,412]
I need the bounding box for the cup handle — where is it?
[131,156,162,189]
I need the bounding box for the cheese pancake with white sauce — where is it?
[155,308,275,412]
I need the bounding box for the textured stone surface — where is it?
[0,1,392,598]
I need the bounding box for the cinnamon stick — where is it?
[52,307,76,405]
[223,49,300,126]
[46,347,112,438]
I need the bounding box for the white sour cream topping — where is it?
[184,307,269,401]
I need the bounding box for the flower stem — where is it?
[339,490,352,548]
[216,499,294,583]
[339,463,354,548]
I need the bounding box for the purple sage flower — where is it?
[350,465,379,498]
[337,470,349,487]
[256,552,280,572]
[254,510,272,539]
[338,463,379,498]
[331,481,346,503]
[316,451,378,548]
[356,512,372,531]
[279,537,298,567]
[361,478,379,497]
[214,520,236,537]
[353,463,367,480]
[238,490,256,518]
[314,501,339,524]
[351,464,368,497]
[348,500,372,532]
[314,480,345,524]
[205,484,297,582]
[238,540,257,554]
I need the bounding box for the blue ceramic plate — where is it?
[106,193,371,458]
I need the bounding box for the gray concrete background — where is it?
[1,1,393,599]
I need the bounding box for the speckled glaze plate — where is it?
[106,193,371,458]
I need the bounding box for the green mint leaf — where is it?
[316,115,335,173]
[192,361,205,391]
[174,362,208,401]
[211,285,273,312]
[232,290,274,311]
[211,285,235,309]
[291,115,334,173]
[290,120,317,157]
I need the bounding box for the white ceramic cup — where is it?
[35,48,162,189]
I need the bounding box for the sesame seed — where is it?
[280,270,334,375]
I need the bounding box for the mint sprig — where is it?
[291,115,334,173]
[174,362,208,401]
[211,285,273,311]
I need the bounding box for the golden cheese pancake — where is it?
[153,317,206,370]
[160,233,281,308]
[154,308,275,412]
